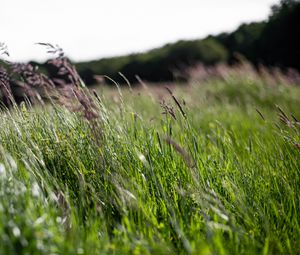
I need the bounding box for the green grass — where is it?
[0,76,300,254]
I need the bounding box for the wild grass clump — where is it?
[0,44,300,254]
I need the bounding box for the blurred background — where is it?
[1,0,300,85]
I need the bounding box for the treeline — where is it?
[214,0,300,68]
[76,38,228,84]
[50,0,300,85]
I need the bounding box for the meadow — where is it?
[0,61,300,254]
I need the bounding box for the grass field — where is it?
[0,72,300,254]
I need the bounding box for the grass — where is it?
[0,74,300,255]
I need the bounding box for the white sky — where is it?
[1,0,278,62]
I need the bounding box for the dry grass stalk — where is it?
[0,66,14,107]
[73,89,99,120]
[165,87,186,119]
[276,106,300,152]
[255,108,265,121]
[0,42,100,123]
[160,99,176,120]
[135,75,148,90]
[277,106,296,129]
[12,63,55,89]
[0,42,9,57]
[164,136,194,168]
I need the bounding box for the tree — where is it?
[257,0,300,69]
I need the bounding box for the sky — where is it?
[1,0,278,62]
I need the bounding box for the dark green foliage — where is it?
[214,22,266,64]
[76,38,228,84]
[215,0,300,69]
[3,0,298,87]
[257,0,300,69]
[73,0,300,85]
